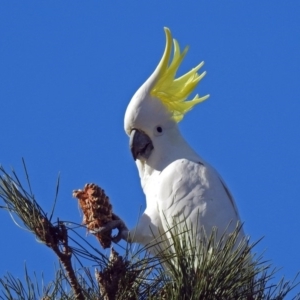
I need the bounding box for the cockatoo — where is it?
[104,28,244,252]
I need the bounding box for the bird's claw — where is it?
[111,232,123,243]
[89,213,128,243]
[89,220,123,234]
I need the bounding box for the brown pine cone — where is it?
[95,248,139,300]
[73,183,113,248]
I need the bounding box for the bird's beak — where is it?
[129,129,153,161]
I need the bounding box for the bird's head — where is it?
[124,28,209,162]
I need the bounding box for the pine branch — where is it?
[149,221,300,299]
[0,165,84,300]
[0,163,299,299]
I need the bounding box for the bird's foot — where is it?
[89,213,129,243]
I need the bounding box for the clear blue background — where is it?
[0,1,299,296]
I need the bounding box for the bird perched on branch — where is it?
[101,27,244,253]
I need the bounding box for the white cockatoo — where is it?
[106,28,244,252]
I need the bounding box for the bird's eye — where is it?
[154,126,163,136]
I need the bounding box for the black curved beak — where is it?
[129,129,153,161]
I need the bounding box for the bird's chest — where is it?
[141,170,162,212]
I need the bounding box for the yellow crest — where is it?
[151,28,209,122]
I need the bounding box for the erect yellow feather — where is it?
[151,28,210,122]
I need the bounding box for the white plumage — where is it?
[120,28,244,252]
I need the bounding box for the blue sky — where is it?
[1,1,300,295]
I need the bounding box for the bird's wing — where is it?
[157,158,241,238]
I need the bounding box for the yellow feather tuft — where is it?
[151,28,209,122]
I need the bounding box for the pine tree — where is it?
[0,163,299,300]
